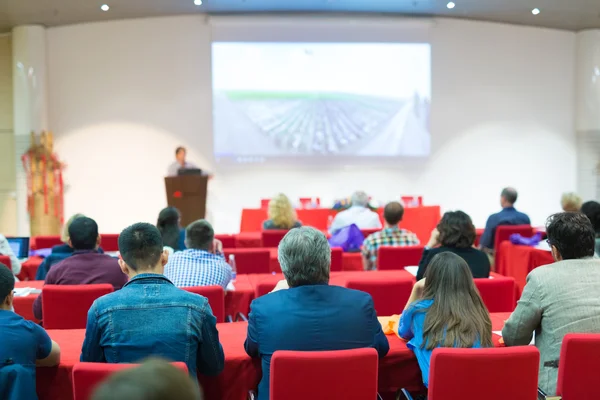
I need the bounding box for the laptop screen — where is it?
[7,237,30,258]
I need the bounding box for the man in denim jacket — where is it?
[80,222,225,377]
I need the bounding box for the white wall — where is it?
[46,16,576,233]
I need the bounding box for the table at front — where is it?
[37,313,510,400]
[496,242,554,293]
[240,206,441,243]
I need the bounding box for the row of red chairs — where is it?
[32,235,120,252]
[69,333,599,400]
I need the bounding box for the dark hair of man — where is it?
[157,207,181,250]
[437,210,476,249]
[581,201,600,236]
[546,212,595,260]
[175,146,186,156]
[419,252,493,350]
[68,217,99,250]
[91,358,203,400]
[383,201,404,226]
[118,223,164,271]
[501,187,518,205]
[0,265,15,303]
[185,220,214,251]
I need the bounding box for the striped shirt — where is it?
[362,227,420,270]
[164,249,232,289]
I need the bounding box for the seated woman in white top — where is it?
[329,191,382,234]
[0,234,21,276]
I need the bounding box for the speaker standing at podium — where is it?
[167,146,198,177]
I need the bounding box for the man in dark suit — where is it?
[245,227,389,400]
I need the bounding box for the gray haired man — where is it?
[328,191,382,234]
[244,227,389,400]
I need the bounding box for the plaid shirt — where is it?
[362,227,420,270]
[164,249,232,289]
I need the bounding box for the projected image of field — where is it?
[212,42,431,159]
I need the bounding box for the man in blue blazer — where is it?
[245,227,390,400]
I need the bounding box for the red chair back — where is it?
[377,246,425,270]
[182,285,225,323]
[255,280,278,298]
[215,234,236,249]
[72,361,188,400]
[33,235,62,250]
[42,284,114,329]
[99,234,119,252]
[270,348,378,400]
[261,230,289,248]
[0,255,11,269]
[298,197,320,208]
[260,199,271,209]
[493,224,533,265]
[474,276,516,312]
[346,277,414,316]
[428,347,540,400]
[223,248,270,274]
[330,247,343,272]
[557,333,600,399]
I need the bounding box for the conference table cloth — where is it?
[240,206,441,243]
[36,313,510,400]
[495,242,554,293]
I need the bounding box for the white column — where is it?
[12,25,49,235]
[575,30,600,200]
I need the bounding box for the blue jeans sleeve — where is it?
[80,302,106,362]
[197,304,225,376]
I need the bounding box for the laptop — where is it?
[7,237,30,261]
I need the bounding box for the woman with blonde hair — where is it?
[561,192,582,212]
[263,194,302,230]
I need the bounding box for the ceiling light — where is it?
[446,2,456,9]
[194,0,202,5]
[531,8,540,15]
[100,4,109,11]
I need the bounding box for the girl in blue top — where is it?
[398,252,492,392]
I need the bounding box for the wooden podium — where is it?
[164,175,208,227]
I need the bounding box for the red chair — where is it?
[72,361,188,400]
[298,197,320,208]
[255,280,278,299]
[330,247,343,272]
[182,285,225,323]
[223,248,270,274]
[377,246,425,270]
[346,277,414,316]
[474,276,516,312]
[42,284,114,329]
[428,347,540,400]
[99,234,119,252]
[215,234,236,249]
[493,224,533,265]
[555,333,600,400]
[261,230,289,248]
[33,235,62,250]
[260,199,271,209]
[270,348,378,400]
[0,255,11,270]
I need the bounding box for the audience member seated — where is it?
[329,191,382,234]
[81,223,225,377]
[581,200,600,255]
[164,220,232,289]
[503,212,600,396]
[157,207,186,252]
[0,233,21,277]
[479,187,530,251]
[51,213,86,254]
[399,252,492,391]
[245,227,389,400]
[362,201,419,270]
[91,358,203,400]
[33,217,127,320]
[416,211,490,280]
[262,193,302,230]
[560,192,582,212]
[0,265,61,400]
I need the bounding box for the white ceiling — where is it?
[1,0,600,33]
